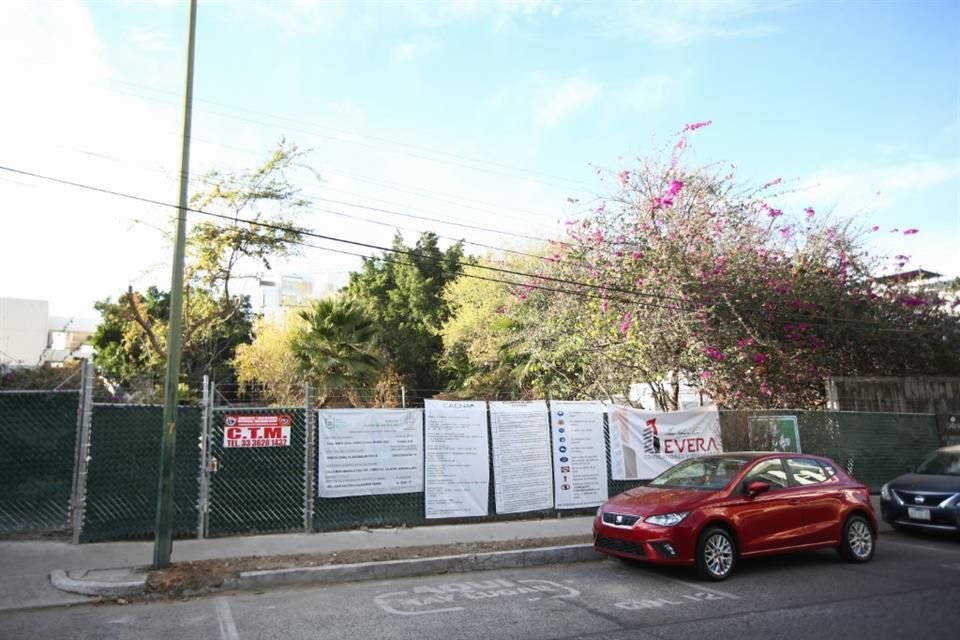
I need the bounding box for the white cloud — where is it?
[391,42,418,62]
[536,76,601,128]
[126,26,173,53]
[0,2,186,316]
[793,160,960,211]
[589,0,785,46]
[619,74,683,111]
[228,0,344,34]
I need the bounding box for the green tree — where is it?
[293,297,382,406]
[346,232,464,394]
[232,312,305,406]
[91,141,313,400]
[92,287,252,401]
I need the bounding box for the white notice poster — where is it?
[550,401,607,509]
[424,400,490,519]
[489,401,554,514]
[316,409,423,498]
[609,405,722,480]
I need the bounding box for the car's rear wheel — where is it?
[696,526,736,581]
[839,514,875,563]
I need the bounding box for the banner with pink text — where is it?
[608,405,723,480]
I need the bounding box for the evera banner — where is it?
[316,409,423,498]
[550,401,607,509]
[489,401,554,514]
[609,405,723,480]
[424,400,490,519]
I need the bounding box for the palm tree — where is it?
[293,296,382,406]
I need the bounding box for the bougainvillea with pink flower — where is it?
[439,124,960,407]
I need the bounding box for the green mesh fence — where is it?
[835,412,942,491]
[717,410,843,460]
[207,408,307,537]
[0,398,932,542]
[81,404,201,542]
[717,410,940,490]
[0,391,79,536]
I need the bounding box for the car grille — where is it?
[894,491,957,507]
[602,512,640,527]
[595,535,647,557]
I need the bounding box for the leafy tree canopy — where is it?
[346,231,464,395]
[440,124,960,409]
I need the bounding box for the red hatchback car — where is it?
[593,452,877,580]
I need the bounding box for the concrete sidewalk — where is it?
[0,516,593,612]
[1,496,892,612]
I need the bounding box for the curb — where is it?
[49,569,147,599]
[223,544,603,592]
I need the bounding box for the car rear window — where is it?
[786,458,828,485]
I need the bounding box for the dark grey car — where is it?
[880,445,960,534]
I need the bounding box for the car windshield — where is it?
[915,451,960,476]
[648,457,751,490]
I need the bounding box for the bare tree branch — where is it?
[125,286,166,359]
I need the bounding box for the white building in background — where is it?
[258,273,349,320]
[0,298,48,365]
[629,380,710,411]
[0,298,97,366]
[46,316,98,362]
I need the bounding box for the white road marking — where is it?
[374,577,580,616]
[653,576,740,600]
[215,597,240,640]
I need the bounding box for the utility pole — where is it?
[153,0,197,569]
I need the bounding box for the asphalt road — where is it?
[3,532,960,640]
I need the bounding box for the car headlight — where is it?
[596,506,603,518]
[644,512,690,527]
[880,483,891,500]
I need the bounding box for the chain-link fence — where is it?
[715,410,941,490]
[0,391,80,536]
[81,404,202,542]
[207,407,308,537]
[1,380,952,542]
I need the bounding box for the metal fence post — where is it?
[304,382,315,532]
[70,359,94,544]
[197,375,212,539]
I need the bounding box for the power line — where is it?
[0,164,691,310]
[10,54,596,194]
[0,164,951,336]
[31,142,571,247]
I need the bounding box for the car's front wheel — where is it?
[839,514,876,563]
[695,526,737,581]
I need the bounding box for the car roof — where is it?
[937,445,960,454]
[703,451,818,459]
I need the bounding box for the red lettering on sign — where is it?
[248,426,260,439]
[227,427,242,440]
[264,427,282,439]
[664,440,674,454]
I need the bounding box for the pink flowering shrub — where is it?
[483,123,960,409]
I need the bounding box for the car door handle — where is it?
[789,499,800,505]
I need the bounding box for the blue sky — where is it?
[1,0,957,317]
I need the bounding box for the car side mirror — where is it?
[744,481,771,497]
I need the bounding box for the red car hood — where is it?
[603,486,714,517]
